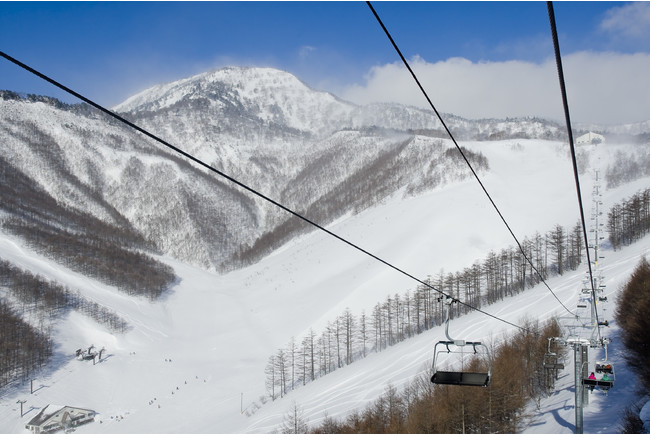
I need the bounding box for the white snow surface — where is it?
[1,139,649,433]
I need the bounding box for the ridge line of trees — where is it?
[264,187,650,405]
[228,142,489,270]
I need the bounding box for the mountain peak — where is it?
[112,66,294,112]
[112,66,356,137]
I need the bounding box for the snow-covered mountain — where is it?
[3,67,648,272]
[1,66,650,433]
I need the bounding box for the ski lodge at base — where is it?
[25,404,95,433]
[576,131,605,145]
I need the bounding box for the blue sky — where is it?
[1,1,649,124]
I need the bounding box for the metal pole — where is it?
[16,400,26,417]
[574,344,583,433]
[582,346,589,407]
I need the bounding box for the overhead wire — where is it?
[546,1,601,340]
[0,50,527,332]
[366,1,576,317]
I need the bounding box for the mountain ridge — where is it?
[1,66,649,273]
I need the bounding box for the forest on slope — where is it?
[260,187,650,427]
[0,131,175,388]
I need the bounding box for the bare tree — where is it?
[279,401,309,434]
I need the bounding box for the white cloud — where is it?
[299,45,316,59]
[600,2,650,40]
[341,53,650,125]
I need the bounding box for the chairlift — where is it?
[543,338,565,371]
[583,343,615,393]
[543,338,565,390]
[582,367,614,393]
[431,297,492,387]
[577,295,590,309]
[595,361,614,374]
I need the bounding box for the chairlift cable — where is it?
[546,1,601,339]
[366,1,575,317]
[0,50,527,332]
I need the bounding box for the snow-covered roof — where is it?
[26,404,95,428]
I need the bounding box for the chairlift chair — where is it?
[543,338,565,371]
[582,368,614,392]
[594,360,615,390]
[583,344,615,392]
[431,297,492,387]
[595,361,613,374]
[596,341,614,374]
[542,338,565,389]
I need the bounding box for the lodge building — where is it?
[25,404,95,433]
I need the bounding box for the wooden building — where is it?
[25,404,95,433]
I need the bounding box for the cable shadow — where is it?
[550,407,575,430]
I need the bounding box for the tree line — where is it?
[4,217,175,300]
[0,259,129,389]
[229,142,489,270]
[1,89,107,120]
[0,259,129,333]
[607,187,650,250]
[605,149,650,189]
[266,185,650,401]
[0,299,52,389]
[0,154,176,300]
[615,257,650,432]
[264,220,584,401]
[268,189,650,430]
[276,319,563,433]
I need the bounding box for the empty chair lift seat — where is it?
[431,370,490,387]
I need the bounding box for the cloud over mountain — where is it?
[342,52,650,125]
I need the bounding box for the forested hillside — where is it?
[308,319,563,433]
[262,218,585,401]
[614,249,650,431]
